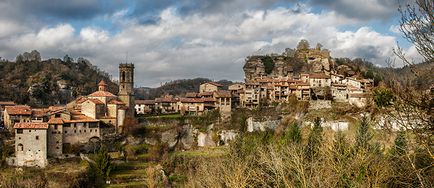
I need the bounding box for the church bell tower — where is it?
[119,63,135,117]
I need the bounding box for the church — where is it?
[11,63,135,167]
[67,63,135,133]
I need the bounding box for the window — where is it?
[54,125,58,130]
[29,130,31,132]
[63,123,70,127]
[17,129,23,134]
[64,131,68,134]
[18,144,23,151]
[55,114,61,118]
[36,136,39,140]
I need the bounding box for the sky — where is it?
[0,0,423,87]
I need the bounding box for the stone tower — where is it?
[118,63,135,117]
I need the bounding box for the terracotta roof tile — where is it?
[179,98,205,103]
[108,99,125,105]
[14,122,48,129]
[136,100,155,105]
[32,108,49,117]
[204,82,223,87]
[89,91,116,97]
[86,98,105,105]
[214,90,231,98]
[5,105,32,115]
[0,101,15,106]
[48,118,64,124]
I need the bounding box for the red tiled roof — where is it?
[48,106,66,112]
[296,82,310,86]
[65,112,99,123]
[76,96,88,104]
[89,91,116,97]
[14,122,48,129]
[202,97,216,102]
[32,108,49,117]
[198,92,213,97]
[214,90,231,98]
[85,98,105,105]
[5,105,32,115]
[179,98,204,103]
[155,97,178,103]
[108,99,125,105]
[48,118,64,124]
[136,100,155,105]
[0,101,15,106]
[204,82,223,87]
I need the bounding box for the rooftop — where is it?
[89,91,116,97]
[14,122,48,129]
[5,105,32,115]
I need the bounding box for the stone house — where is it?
[14,122,49,167]
[346,77,362,89]
[3,105,32,131]
[309,73,331,88]
[177,98,205,115]
[135,100,155,114]
[155,96,178,114]
[348,93,370,108]
[0,101,15,126]
[331,83,348,102]
[213,90,232,116]
[228,84,244,108]
[240,82,262,108]
[296,82,311,100]
[199,82,222,93]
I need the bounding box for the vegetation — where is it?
[0,54,116,106]
[372,87,395,108]
[260,56,275,74]
[88,145,113,186]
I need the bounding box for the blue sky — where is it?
[0,0,421,87]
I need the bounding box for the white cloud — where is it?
[0,6,417,87]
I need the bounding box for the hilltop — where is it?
[0,50,117,107]
[135,78,234,99]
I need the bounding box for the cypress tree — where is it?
[305,117,323,160]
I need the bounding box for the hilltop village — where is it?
[0,40,374,168]
[135,40,373,116]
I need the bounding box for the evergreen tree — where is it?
[305,117,323,160]
[285,122,302,144]
[355,116,373,152]
[90,145,112,185]
[391,131,407,156]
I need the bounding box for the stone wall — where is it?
[246,117,280,132]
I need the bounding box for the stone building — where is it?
[135,100,155,114]
[118,63,135,117]
[178,98,205,115]
[14,122,48,167]
[0,101,15,126]
[67,80,127,133]
[3,105,32,131]
[199,82,222,93]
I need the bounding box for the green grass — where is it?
[144,113,182,119]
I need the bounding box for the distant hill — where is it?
[0,51,117,107]
[135,78,234,100]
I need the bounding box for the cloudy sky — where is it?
[0,0,422,87]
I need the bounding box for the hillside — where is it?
[0,51,117,107]
[135,78,234,99]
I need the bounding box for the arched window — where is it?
[121,71,126,82]
[18,144,23,151]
